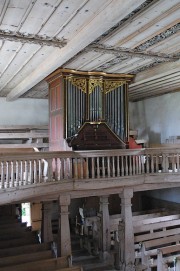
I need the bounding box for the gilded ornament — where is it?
[89,78,103,94]
[104,80,126,94]
[67,77,87,93]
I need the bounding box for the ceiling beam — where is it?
[6,0,146,101]
[0,30,67,48]
[87,44,179,61]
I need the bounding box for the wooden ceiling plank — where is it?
[101,0,179,47]
[130,87,180,101]
[130,72,180,90]
[6,0,146,101]
[6,46,54,91]
[131,67,180,87]
[130,80,180,95]
[129,83,180,99]
[133,60,180,82]
[105,57,140,73]
[0,44,42,94]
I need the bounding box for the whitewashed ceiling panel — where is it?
[0,0,179,101]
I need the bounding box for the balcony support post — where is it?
[116,188,135,271]
[57,195,71,257]
[41,201,53,243]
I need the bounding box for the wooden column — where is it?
[118,188,135,271]
[57,195,71,257]
[41,202,53,243]
[99,196,111,259]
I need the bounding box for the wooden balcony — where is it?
[0,148,180,205]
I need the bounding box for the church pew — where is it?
[0,256,71,271]
[54,267,83,271]
[157,244,180,271]
[0,229,35,241]
[0,221,27,229]
[134,218,180,236]
[0,242,51,258]
[0,234,38,249]
[140,234,180,269]
[0,250,53,267]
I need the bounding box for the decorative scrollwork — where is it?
[104,80,126,94]
[89,78,103,94]
[67,77,87,93]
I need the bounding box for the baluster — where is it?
[64,158,68,179]
[16,161,19,187]
[117,156,120,177]
[96,157,100,178]
[24,161,28,185]
[85,158,89,179]
[54,158,58,180]
[121,156,124,176]
[125,156,128,176]
[146,155,149,173]
[38,159,42,183]
[129,156,132,175]
[80,158,84,179]
[162,154,167,173]
[6,161,10,188]
[107,156,110,177]
[176,154,179,172]
[34,160,37,184]
[73,158,78,179]
[155,155,159,173]
[69,158,73,179]
[11,161,14,188]
[151,154,154,173]
[47,158,53,181]
[1,162,4,189]
[102,157,105,178]
[20,161,23,186]
[58,158,61,180]
[137,155,142,174]
[61,158,65,180]
[29,160,33,184]
[172,154,175,172]
[91,157,95,179]
[112,156,115,177]
[132,156,135,175]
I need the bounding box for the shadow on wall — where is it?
[139,127,161,146]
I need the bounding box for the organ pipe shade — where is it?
[64,74,129,143]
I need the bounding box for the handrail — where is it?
[0,148,180,190]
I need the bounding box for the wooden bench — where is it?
[0,229,35,241]
[0,242,51,258]
[157,244,180,271]
[140,234,180,269]
[0,234,38,249]
[134,218,180,270]
[54,267,83,271]
[0,256,71,271]
[0,250,53,267]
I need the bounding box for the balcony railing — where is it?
[0,148,180,189]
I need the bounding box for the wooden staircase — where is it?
[0,216,82,271]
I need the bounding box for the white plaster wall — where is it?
[146,188,180,204]
[0,98,48,125]
[129,92,180,144]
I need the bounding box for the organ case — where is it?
[46,69,133,151]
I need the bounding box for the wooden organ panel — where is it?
[46,69,133,151]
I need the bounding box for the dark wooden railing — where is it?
[0,148,180,189]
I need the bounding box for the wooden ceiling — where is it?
[0,0,179,102]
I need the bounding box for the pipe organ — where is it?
[46,69,133,151]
